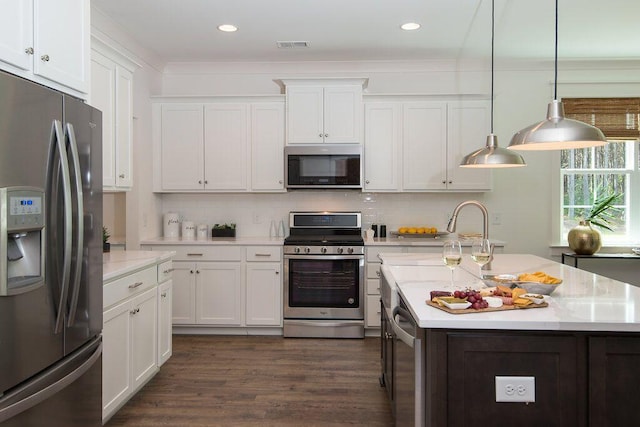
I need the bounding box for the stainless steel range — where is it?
[283,212,365,338]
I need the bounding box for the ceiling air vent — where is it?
[276,41,310,49]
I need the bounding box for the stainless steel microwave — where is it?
[285,145,363,190]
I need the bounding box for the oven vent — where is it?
[276,41,310,49]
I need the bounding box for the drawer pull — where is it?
[161,292,167,298]
[163,268,174,274]
[187,253,204,257]
[254,253,272,257]
[128,281,144,289]
[130,307,140,315]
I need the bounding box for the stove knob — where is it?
[304,247,311,254]
[294,246,301,254]
[337,247,344,254]
[321,246,328,254]
[347,247,354,254]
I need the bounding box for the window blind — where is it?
[562,97,640,139]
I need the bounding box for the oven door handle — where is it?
[284,254,364,261]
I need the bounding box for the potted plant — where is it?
[211,223,236,238]
[568,192,622,255]
[103,226,111,252]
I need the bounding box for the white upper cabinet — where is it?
[283,79,366,144]
[364,99,491,192]
[90,41,136,191]
[204,104,249,191]
[154,99,285,193]
[251,103,285,191]
[0,0,90,97]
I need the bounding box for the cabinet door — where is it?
[286,86,324,144]
[323,85,362,144]
[364,102,401,191]
[33,0,89,93]
[130,287,158,390]
[246,262,282,326]
[115,66,133,189]
[447,101,492,190]
[157,280,173,366]
[102,298,132,420]
[171,262,196,324]
[403,102,447,190]
[251,103,285,191]
[0,0,32,71]
[160,104,205,190]
[90,51,116,188]
[195,262,242,325]
[204,104,249,190]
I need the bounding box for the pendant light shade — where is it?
[460,134,526,168]
[508,100,607,150]
[507,0,607,151]
[459,0,526,168]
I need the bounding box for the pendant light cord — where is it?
[554,0,558,100]
[490,0,495,133]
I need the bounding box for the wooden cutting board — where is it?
[426,300,548,314]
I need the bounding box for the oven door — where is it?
[284,254,364,320]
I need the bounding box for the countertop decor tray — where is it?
[426,300,548,314]
[391,231,449,239]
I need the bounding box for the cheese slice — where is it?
[513,298,533,306]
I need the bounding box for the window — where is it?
[560,98,640,244]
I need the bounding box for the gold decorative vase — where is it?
[568,220,601,255]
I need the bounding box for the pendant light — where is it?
[460,0,525,168]
[507,0,606,151]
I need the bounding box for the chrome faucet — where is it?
[446,200,494,272]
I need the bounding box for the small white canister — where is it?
[163,212,180,239]
[197,224,208,241]
[182,221,195,240]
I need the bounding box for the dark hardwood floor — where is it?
[106,335,393,427]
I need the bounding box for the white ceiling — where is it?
[92,0,640,63]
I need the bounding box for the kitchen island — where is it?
[380,253,640,427]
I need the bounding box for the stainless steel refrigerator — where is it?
[0,71,103,426]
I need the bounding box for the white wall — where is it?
[92,9,640,257]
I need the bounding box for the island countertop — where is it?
[382,253,640,332]
[103,250,175,282]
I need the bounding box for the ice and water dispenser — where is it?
[0,187,45,296]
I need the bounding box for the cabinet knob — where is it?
[196,270,200,274]
[324,134,329,138]
[40,54,50,62]
[25,47,34,55]
[204,180,208,184]
[161,292,167,298]
[449,180,452,184]
[119,173,125,179]
[198,180,202,184]
[190,270,194,274]
[365,180,370,184]
[442,180,446,184]
[275,271,279,275]
[319,133,323,138]
[279,180,283,184]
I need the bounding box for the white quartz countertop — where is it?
[366,237,505,247]
[140,237,283,246]
[103,250,175,282]
[383,253,640,332]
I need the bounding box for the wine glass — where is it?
[442,240,462,287]
[471,239,491,277]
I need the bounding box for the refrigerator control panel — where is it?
[1,187,45,231]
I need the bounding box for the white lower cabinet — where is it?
[102,258,173,423]
[142,244,283,330]
[103,286,157,422]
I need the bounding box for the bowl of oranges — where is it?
[393,226,447,238]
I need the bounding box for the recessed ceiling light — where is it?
[217,24,238,32]
[400,22,421,31]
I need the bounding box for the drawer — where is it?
[367,278,381,295]
[151,245,243,261]
[157,260,173,283]
[104,266,156,309]
[246,246,282,262]
[366,295,382,328]
[366,263,382,279]
[366,246,403,262]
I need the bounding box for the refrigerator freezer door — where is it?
[0,337,102,426]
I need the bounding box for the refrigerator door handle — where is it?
[0,340,102,423]
[51,120,73,335]
[65,123,84,327]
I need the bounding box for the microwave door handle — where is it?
[65,123,84,327]
[51,120,72,335]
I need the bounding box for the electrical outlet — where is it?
[253,213,262,224]
[495,376,535,402]
[491,212,502,225]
